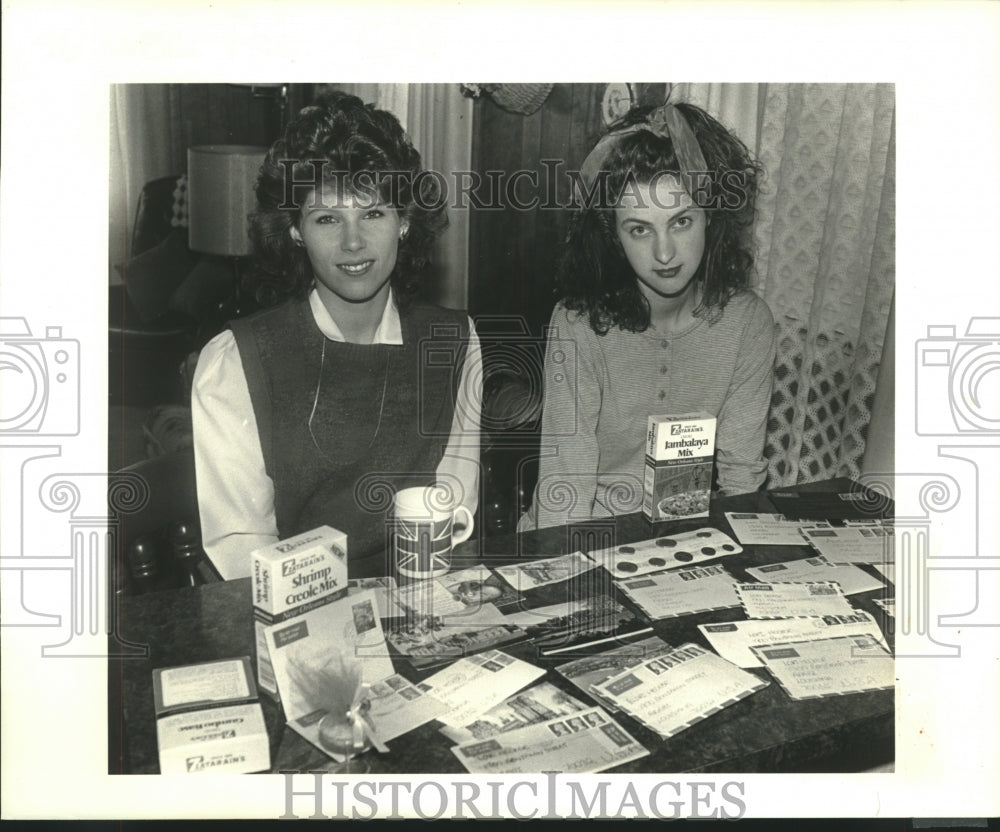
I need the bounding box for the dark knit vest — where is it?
[230,296,469,577]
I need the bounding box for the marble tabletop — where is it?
[110,478,894,775]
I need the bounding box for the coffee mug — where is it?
[392,486,474,580]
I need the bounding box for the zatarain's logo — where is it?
[670,423,702,435]
[281,551,326,577]
[186,753,246,772]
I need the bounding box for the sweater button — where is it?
[660,339,669,348]
[658,391,666,400]
[660,365,668,374]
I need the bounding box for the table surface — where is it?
[110,478,895,775]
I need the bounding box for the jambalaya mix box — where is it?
[643,412,716,523]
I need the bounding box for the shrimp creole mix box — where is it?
[643,412,717,523]
[251,525,348,697]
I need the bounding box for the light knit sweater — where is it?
[521,291,777,530]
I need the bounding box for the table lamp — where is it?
[187,144,267,316]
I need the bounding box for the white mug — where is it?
[392,486,474,580]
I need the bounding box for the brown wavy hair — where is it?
[250,91,447,309]
[559,101,762,334]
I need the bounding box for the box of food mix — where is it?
[642,412,716,523]
[251,526,349,698]
[152,657,270,774]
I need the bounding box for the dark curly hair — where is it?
[250,91,447,309]
[559,101,762,334]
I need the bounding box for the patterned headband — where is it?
[576,103,709,203]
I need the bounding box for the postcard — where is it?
[697,611,889,668]
[590,526,742,579]
[348,576,406,619]
[392,577,468,618]
[593,643,769,740]
[554,635,675,712]
[799,525,895,565]
[417,650,546,728]
[618,564,741,619]
[735,581,857,619]
[493,551,596,590]
[767,490,891,522]
[871,562,895,585]
[439,564,525,612]
[746,556,885,596]
[752,634,894,699]
[451,706,648,774]
[357,673,450,743]
[724,512,824,546]
[262,589,396,711]
[502,594,652,653]
[153,657,254,713]
[438,681,588,744]
[286,673,448,760]
[385,604,528,669]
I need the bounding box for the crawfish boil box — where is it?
[251,526,348,698]
[152,657,270,774]
[642,411,717,523]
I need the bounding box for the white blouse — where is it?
[191,288,482,580]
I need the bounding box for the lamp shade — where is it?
[187,145,267,256]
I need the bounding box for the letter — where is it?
[378,781,411,819]
[539,158,564,210]
[541,771,561,819]
[720,781,746,819]
[350,170,379,210]
[567,169,611,210]
[452,170,490,211]
[504,168,539,211]
[688,172,714,210]
[646,170,684,210]
[719,169,749,211]
[487,781,504,817]
[616,170,647,209]
[412,169,448,211]
[648,780,684,820]
[507,780,539,820]
[351,780,379,820]
[454,781,486,820]
[279,772,326,819]
[567,780,608,817]
[375,170,410,208]
[615,781,649,818]
[412,781,448,820]
[688,781,719,819]
[277,159,327,210]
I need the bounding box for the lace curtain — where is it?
[675,83,895,485]
[753,84,896,485]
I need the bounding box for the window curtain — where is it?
[673,83,896,486]
[753,84,895,485]
[109,84,185,275]
[328,83,474,311]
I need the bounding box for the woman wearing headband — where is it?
[192,92,481,579]
[520,101,776,530]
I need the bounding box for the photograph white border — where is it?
[2,0,998,820]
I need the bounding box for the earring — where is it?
[399,225,409,241]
